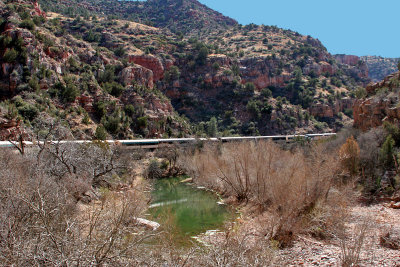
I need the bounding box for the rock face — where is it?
[0,118,22,140]
[77,94,94,113]
[303,61,337,76]
[128,54,165,82]
[308,98,354,119]
[353,97,400,130]
[361,56,400,82]
[353,72,400,130]
[121,65,154,89]
[239,57,292,89]
[334,54,369,80]
[334,54,360,66]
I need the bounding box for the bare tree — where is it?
[182,140,339,247]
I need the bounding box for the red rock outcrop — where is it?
[353,72,400,131]
[120,65,154,89]
[309,104,334,118]
[33,1,46,17]
[77,94,94,113]
[0,118,23,141]
[303,61,337,76]
[366,73,398,94]
[309,98,355,118]
[128,54,165,81]
[239,57,291,89]
[334,54,360,66]
[353,97,400,131]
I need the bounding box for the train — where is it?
[0,133,336,148]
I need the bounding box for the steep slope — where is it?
[354,71,400,130]
[163,25,370,135]
[0,0,372,140]
[361,56,399,82]
[0,0,190,140]
[39,0,237,34]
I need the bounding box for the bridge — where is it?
[0,133,336,149]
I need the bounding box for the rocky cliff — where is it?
[353,72,400,130]
[0,0,374,140]
[361,56,399,82]
[0,0,190,140]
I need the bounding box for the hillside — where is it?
[39,0,237,34]
[361,56,399,82]
[354,70,400,130]
[0,0,372,140]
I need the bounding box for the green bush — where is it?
[33,15,45,26]
[19,19,35,30]
[136,116,148,128]
[82,113,90,125]
[94,101,107,119]
[261,88,272,98]
[61,83,79,103]
[28,77,40,91]
[114,46,126,57]
[212,62,220,71]
[103,82,125,97]
[164,65,181,82]
[0,36,12,48]
[196,46,209,65]
[380,135,395,168]
[103,115,120,134]
[3,48,18,63]
[206,117,218,137]
[18,104,39,121]
[94,125,107,140]
[124,104,135,117]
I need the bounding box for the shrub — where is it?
[0,144,148,265]
[164,66,180,82]
[28,77,40,91]
[136,116,148,128]
[103,115,120,134]
[19,19,35,30]
[124,104,135,117]
[183,141,338,247]
[206,117,218,137]
[82,113,90,125]
[245,82,256,92]
[196,46,209,65]
[261,88,272,98]
[61,83,79,103]
[94,101,107,118]
[95,125,107,140]
[18,103,39,121]
[103,82,125,97]
[380,135,395,168]
[246,100,261,119]
[339,136,360,176]
[143,159,162,179]
[212,62,220,71]
[114,46,126,57]
[3,48,18,63]
[33,15,45,26]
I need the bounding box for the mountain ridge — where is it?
[0,0,373,140]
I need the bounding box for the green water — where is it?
[150,177,233,238]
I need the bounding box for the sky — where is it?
[198,0,399,58]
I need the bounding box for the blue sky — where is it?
[198,0,399,58]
